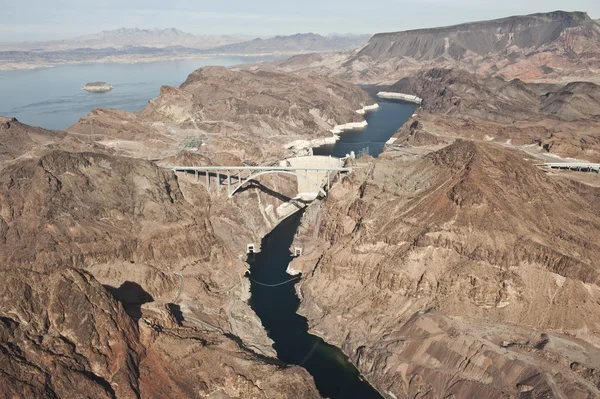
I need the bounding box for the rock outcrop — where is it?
[290,141,600,398]
[83,82,114,92]
[0,116,94,169]
[68,67,374,162]
[0,267,143,399]
[390,68,600,161]
[0,145,321,398]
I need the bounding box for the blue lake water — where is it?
[0,57,277,130]
[314,99,416,158]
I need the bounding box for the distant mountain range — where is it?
[0,28,254,52]
[203,33,371,55]
[0,28,371,70]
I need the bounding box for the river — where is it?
[247,211,384,399]
[247,99,413,398]
[0,56,278,130]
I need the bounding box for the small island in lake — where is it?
[82,82,114,93]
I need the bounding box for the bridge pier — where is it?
[217,172,221,196]
[227,170,231,196]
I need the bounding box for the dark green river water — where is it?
[247,211,383,399]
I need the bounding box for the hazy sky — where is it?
[1,0,599,41]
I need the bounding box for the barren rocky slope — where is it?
[67,66,374,162]
[0,116,96,169]
[204,33,371,55]
[290,140,600,398]
[0,143,321,397]
[391,68,600,161]
[274,11,600,84]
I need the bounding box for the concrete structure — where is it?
[283,155,344,195]
[356,104,379,115]
[537,162,600,173]
[377,91,423,105]
[172,157,352,199]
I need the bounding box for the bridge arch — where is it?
[229,170,327,198]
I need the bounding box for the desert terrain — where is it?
[1,9,600,399]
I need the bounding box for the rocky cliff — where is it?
[68,66,374,162]
[391,68,600,161]
[0,141,321,398]
[357,11,597,61]
[291,140,600,398]
[275,11,600,84]
[0,116,96,169]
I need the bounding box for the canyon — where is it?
[1,9,600,399]
[0,65,377,398]
[0,126,323,398]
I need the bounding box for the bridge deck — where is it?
[172,166,352,172]
[172,165,353,198]
[536,163,600,172]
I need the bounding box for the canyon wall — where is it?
[291,141,600,398]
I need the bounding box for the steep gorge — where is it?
[0,145,322,398]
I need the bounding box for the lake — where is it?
[313,99,416,158]
[0,56,277,130]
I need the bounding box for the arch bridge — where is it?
[172,165,353,198]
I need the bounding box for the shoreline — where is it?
[377,91,423,104]
[284,103,379,155]
[0,51,317,72]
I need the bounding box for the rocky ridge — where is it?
[68,66,374,162]
[390,68,600,161]
[203,33,371,55]
[0,137,322,397]
[290,140,600,398]
[274,11,600,84]
[0,116,98,169]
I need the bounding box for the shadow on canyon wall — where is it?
[104,281,154,321]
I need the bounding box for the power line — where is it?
[247,275,301,287]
